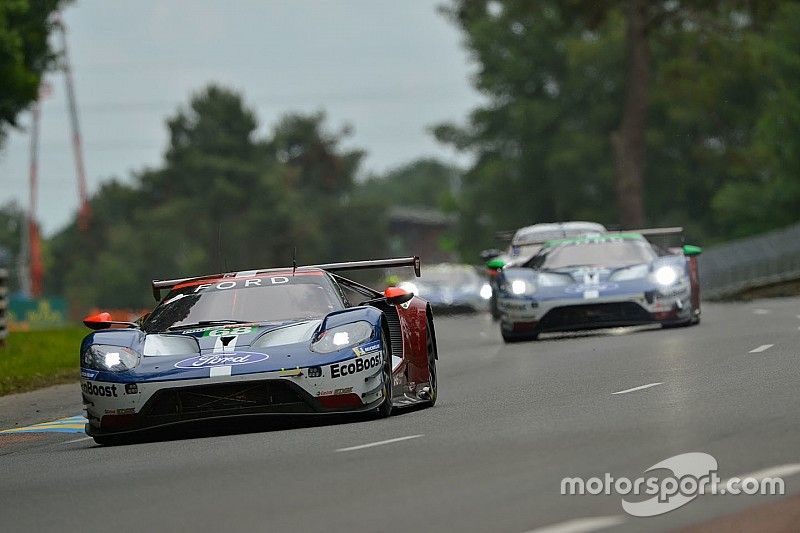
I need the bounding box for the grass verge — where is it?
[0,328,86,396]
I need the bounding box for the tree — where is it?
[0,0,66,147]
[437,0,787,258]
[47,85,389,311]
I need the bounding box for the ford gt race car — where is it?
[496,229,702,342]
[79,257,438,444]
[482,221,608,319]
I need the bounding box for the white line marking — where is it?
[524,515,625,533]
[63,436,93,444]
[752,308,771,315]
[336,434,423,452]
[749,344,774,353]
[611,382,662,395]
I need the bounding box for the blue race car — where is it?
[79,257,438,444]
[496,230,702,342]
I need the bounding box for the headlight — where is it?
[511,279,528,295]
[399,282,418,295]
[311,321,373,353]
[479,283,492,300]
[654,266,679,286]
[82,345,139,372]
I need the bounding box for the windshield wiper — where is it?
[167,319,254,331]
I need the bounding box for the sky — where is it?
[0,0,482,235]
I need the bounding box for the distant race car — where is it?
[398,263,492,313]
[496,229,702,342]
[482,221,608,319]
[79,257,438,444]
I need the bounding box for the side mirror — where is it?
[83,312,138,330]
[683,244,703,257]
[480,249,503,261]
[384,286,414,306]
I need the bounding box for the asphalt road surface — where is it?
[2,298,800,532]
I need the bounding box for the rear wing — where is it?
[613,226,684,238]
[151,256,421,301]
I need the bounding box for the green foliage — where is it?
[0,0,66,147]
[0,327,85,396]
[46,86,391,310]
[357,158,460,211]
[438,0,798,257]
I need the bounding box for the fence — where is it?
[699,222,800,299]
[0,269,7,346]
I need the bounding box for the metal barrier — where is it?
[699,222,800,299]
[0,269,7,347]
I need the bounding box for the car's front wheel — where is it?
[376,336,393,418]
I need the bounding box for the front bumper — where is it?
[498,286,692,335]
[82,355,385,437]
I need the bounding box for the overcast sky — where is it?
[0,0,482,235]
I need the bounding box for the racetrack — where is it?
[2,298,800,532]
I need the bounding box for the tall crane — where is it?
[20,13,89,298]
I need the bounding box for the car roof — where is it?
[511,221,607,245]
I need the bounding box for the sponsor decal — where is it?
[203,326,254,337]
[80,368,99,379]
[82,381,119,397]
[333,387,353,395]
[193,276,290,293]
[353,339,381,357]
[307,366,322,378]
[316,390,333,397]
[174,351,269,369]
[329,354,382,379]
[104,408,135,415]
[564,282,619,294]
[125,383,138,395]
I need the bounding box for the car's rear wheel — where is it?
[377,335,393,418]
[425,318,438,406]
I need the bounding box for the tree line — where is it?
[1,0,799,310]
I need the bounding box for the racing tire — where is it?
[425,317,438,407]
[376,335,393,418]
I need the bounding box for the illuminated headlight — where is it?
[311,321,373,353]
[399,282,418,295]
[480,283,492,300]
[654,266,679,286]
[82,345,139,372]
[511,279,528,295]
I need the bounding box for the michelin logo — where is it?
[353,340,381,357]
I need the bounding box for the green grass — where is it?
[0,328,87,396]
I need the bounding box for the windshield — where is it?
[531,239,657,270]
[143,274,342,332]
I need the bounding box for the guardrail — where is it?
[699,222,800,300]
[0,269,7,347]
